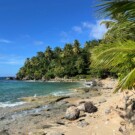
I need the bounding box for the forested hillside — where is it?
[16,40,100,80]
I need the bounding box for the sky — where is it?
[0,0,107,76]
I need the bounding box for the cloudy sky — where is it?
[0,0,107,76]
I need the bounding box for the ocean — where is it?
[0,79,82,107]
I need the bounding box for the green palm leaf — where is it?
[91,40,135,92]
[114,68,135,93]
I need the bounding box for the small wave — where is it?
[51,91,73,96]
[0,101,25,108]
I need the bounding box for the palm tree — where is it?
[91,40,135,92]
[101,15,135,43]
[98,0,135,21]
[73,40,81,55]
[92,0,135,92]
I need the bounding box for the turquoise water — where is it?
[0,80,81,107]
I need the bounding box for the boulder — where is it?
[77,104,85,111]
[84,102,97,113]
[65,106,80,120]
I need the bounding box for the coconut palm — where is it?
[98,0,135,21]
[101,15,135,42]
[92,0,135,92]
[91,40,135,92]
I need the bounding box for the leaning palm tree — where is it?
[97,0,135,22]
[92,0,135,92]
[91,40,135,92]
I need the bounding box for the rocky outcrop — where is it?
[65,106,80,120]
[84,102,97,113]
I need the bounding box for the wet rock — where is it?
[84,102,97,113]
[65,106,80,120]
[0,116,6,120]
[0,130,9,135]
[99,98,107,104]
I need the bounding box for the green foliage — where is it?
[97,0,135,21]
[91,40,135,78]
[16,40,100,80]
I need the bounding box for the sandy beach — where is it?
[0,78,135,135]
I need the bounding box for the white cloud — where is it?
[0,39,12,44]
[72,26,82,33]
[90,20,108,39]
[82,20,108,39]
[82,22,92,29]
[34,40,44,45]
[59,19,108,43]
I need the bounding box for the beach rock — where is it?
[119,126,129,134]
[79,111,86,118]
[99,98,107,104]
[85,80,97,87]
[0,130,9,135]
[77,120,89,127]
[65,106,80,120]
[77,104,85,111]
[84,102,97,113]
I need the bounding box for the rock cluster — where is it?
[65,101,97,120]
[65,106,80,120]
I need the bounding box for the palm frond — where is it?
[114,68,135,93]
[97,0,135,21]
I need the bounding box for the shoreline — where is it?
[0,78,135,135]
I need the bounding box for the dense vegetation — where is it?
[16,40,100,80]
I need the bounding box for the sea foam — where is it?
[0,101,25,108]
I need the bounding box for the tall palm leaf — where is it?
[91,40,135,92]
[97,0,135,21]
